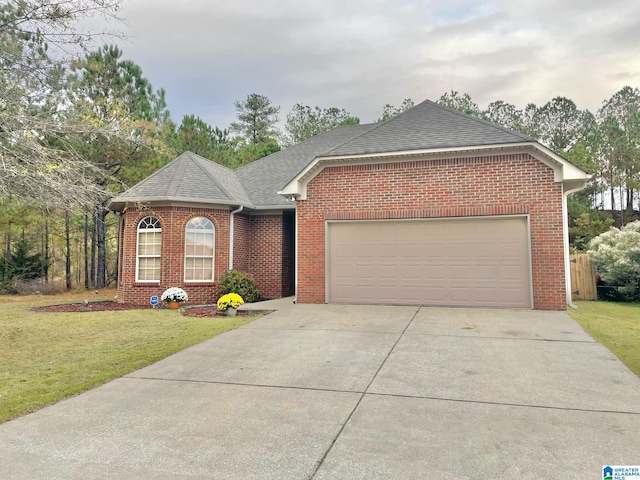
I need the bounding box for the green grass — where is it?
[568,301,640,377]
[0,290,260,424]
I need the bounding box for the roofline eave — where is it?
[251,204,296,211]
[107,197,255,212]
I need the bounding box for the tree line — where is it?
[1,0,637,293]
[435,89,640,249]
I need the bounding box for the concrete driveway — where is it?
[1,304,639,479]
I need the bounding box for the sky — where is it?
[101,0,640,130]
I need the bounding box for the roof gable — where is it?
[278,101,589,200]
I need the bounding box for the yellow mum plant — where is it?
[217,293,244,311]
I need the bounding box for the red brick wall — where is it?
[296,153,566,310]
[248,215,284,299]
[117,207,294,305]
[117,206,230,306]
[232,213,252,272]
[236,213,295,300]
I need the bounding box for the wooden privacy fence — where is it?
[570,253,597,301]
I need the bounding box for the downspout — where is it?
[229,206,243,270]
[562,183,587,309]
[116,211,123,290]
[294,202,298,304]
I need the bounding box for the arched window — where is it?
[137,216,161,282]
[185,217,215,282]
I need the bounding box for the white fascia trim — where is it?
[250,204,296,211]
[111,198,255,211]
[526,143,592,183]
[278,142,591,200]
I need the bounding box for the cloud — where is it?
[103,0,640,128]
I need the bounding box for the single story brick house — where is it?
[108,100,590,310]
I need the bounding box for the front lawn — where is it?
[568,301,640,377]
[0,290,260,423]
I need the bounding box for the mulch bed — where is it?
[181,307,261,318]
[32,301,154,313]
[32,301,267,318]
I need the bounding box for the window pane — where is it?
[139,232,161,255]
[192,233,202,255]
[138,257,160,281]
[193,266,204,281]
[185,232,196,255]
[194,232,213,255]
[137,219,161,282]
[185,258,195,281]
[184,257,213,281]
[138,216,161,230]
[186,217,214,230]
[185,217,214,282]
[202,258,212,274]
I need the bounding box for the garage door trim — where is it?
[325,215,533,308]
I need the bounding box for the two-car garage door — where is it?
[327,216,531,308]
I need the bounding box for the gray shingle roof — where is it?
[236,123,377,207]
[109,100,540,212]
[324,100,535,157]
[109,151,252,209]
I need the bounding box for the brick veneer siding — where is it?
[234,213,292,299]
[248,215,285,299]
[117,207,294,305]
[117,206,230,306]
[232,213,252,272]
[296,153,566,310]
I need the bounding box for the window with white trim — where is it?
[136,216,161,282]
[184,217,215,282]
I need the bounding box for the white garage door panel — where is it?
[327,217,531,308]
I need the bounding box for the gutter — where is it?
[228,205,244,270]
[562,182,589,309]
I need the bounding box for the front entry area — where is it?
[326,216,532,308]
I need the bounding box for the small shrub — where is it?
[217,270,260,303]
[597,285,628,302]
[13,279,63,296]
[588,221,640,301]
[0,279,16,295]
